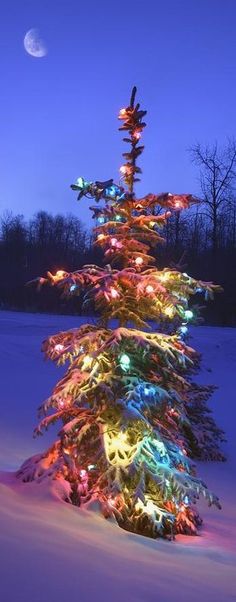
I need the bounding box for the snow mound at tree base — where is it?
[0,468,235,602]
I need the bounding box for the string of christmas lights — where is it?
[18,87,224,540]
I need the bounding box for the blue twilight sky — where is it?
[0,0,235,228]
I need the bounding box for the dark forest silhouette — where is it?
[1,141,236,325]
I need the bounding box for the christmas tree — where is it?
[18,87,223,539]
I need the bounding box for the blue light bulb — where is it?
[105,185,117,197]
[76,176,84,188]
[180,325,188,335]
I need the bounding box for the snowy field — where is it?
[0,311,235,602]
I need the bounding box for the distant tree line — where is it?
[0,141,235,324]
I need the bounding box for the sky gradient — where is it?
[1,0,236,228]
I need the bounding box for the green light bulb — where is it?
[119,353,130,371]
[184,309,194,320]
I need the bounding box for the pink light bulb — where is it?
[135,257,143,266]
[146,285,154,294]
[110,237,118,247]
[55,343,64,352]
[110,288,119,299]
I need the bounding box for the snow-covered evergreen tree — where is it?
[18,87,223,539]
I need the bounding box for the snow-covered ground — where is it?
[0,311,235,602]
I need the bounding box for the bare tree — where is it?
[190,140,236,255]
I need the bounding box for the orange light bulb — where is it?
[174,200,182,209]
[133,130,141,140]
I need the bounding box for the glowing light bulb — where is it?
[110,237,118,247]
[159,272,169,282]
[149,221,156,228]
[76,177,84,188]
[179,325,188,335]
[115,432,127,445]
[55,344,64,352]
[87,464,96,471]
[115,215,122,221]
[135,256,143,266]
[174,200,182,209]
[110,287,119,299]
[146,285,154,294]
[70,284,77,292]
[119,108,127,117]
[97,233,105,241]
[133,130,141,140]
[98,216,105,224]
[164,306,174,318]
[155,440,166,456]
[105,185,117,197]
[108,497,116,507]
[184,495,189,505]
[56,270,65,278]
[79,469,87,478]
[184,309,194,320]
[119,165,127,174]
[82,355,93,370]
[119,353,130,371]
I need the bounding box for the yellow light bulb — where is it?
[159,272,169,282]
[82,355,93,370]
[164,306,174,318]
[113,431,127,448]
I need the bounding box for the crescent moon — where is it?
[24,29,47,58]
